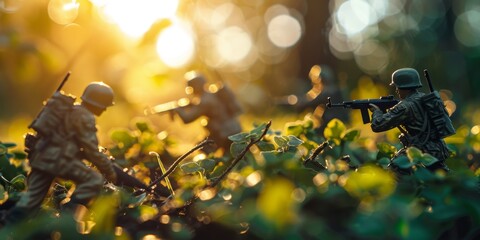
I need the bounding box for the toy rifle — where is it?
[326,95,399,124]
[144,97,190,116]
[28,71,71,130]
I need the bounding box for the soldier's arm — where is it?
[175,98,211,123]
[71,109,117,182]
[370,102,408,132]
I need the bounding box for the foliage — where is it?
[1,118,480,239]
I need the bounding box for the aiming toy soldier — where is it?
[149,71,243,155]
[369,68,454,174]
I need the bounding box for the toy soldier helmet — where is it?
[81,82,115,109]
[185,71,206,92]
[390,68,422,89]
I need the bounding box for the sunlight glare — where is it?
[97,0,179,38]
[215,26,252,63]
[267,14,302,48]
[156,23,196,68]
[48,0,80,25]
[336,0,376,36]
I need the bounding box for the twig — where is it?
[161,120,272,215]
[147,139,215,190]
[209,121,271,188]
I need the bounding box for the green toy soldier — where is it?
[5,82,118,224]
[369,68,452,174]
[171,71,242,155]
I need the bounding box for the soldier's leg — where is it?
[5,169,54,224]
[60,161,104,207]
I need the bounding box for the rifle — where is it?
[28,71,71,130]
[144,97,190,116]
[326,95,399,124]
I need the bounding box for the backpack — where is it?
[214,84,242,117]
[29,91,76,137]
[419,91,455,139]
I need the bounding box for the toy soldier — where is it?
[168,71,242,155]
[369,68,452,174]
[4,82,118,224]
[276,65,349,134]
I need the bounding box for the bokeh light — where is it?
[48,0,80,25]
[95,0,179,38]
[215,26,252,64]
[156,23,196,68]
[267,14,302,48]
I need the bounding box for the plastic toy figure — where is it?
[149,71,243,155]
[5,82,118,224]
[369,68,455,174]
[276,65,349,134]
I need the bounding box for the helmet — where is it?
[81,82,114,109]
[184,71,206,92]
[390,68,422,89]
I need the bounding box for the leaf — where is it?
[1,142,16,148]
[12,150,27,160]
[418,153,439,167]
[261,150,281,166]
[110,129,137,148]
[342,129,360,142]
[230,141,248,156]
[180,162,204,174]
[249,123,267,139]
[406,147,423,161]
[198,158,217,173]
[377,142,397,155]
[10,174,26,191]
[273,136,289,149]
[285,122,304,136]
[228,132,249,142]
[255,140,275,151]
[392,155,413,169]
[287,135,304,147]
[323,119,346,145]
[135,120,151,132]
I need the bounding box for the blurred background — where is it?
[1,0,479,150]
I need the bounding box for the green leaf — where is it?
[418,153,439,167]
[323,119,346,145]
[273,136,289,149]
[287,135,304,147]
[135,120,151,132]
[249,123,267,139]
[12,150,27,160]
[392,155,413,169]
[1,142,16,148]
[255,140,275,151]
[377,142,397,156]
[285,122,304,136]
[110,129,137,148]
[197,158,217,173]
[406,147,423,161]
[261,150,281,166]
[342,129,360,142]
[228,132,249,142]
[231,141,248,156]
[180,162,204,174]
[10,174,26,191]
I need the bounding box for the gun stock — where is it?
[327,95,399,124]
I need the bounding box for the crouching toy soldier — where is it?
[5,82,118,224]
[369,68,452,174]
